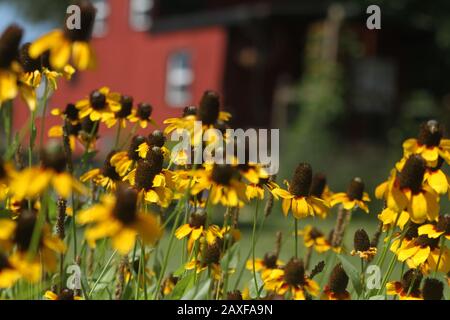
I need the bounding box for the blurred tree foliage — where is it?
[0,0,71,23]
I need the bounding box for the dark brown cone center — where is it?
[283,258,306,287]
[328,264,349,294]
[128,135,147,161]
[417,120,443,147]
[354,229,371,252]
[347,178,364,201]
[116,95,133,118]
[198,91,220,125]
[289,163,312,197]
[211,165,235,186]
[89,90,107,110]
[401,269,422,295]
[188,213,206,228]
[399,155,425,194]
[136,103,152,120]
[113,186,138,225]
[135,160,157,191]
[0,24,23,69]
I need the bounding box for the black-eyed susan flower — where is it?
[175,211,222,251]
[350,229,377,261]
[403,120,450,167]
[163,91,231,139]
[378,207,410,231]
[0,211,66,283]
[137,130,170,160]
[376,155,439,224]
[78,184,162,254]
[386,269,423,300]
[299,225,331,253]
[44,288,82,300]
[161,273,179,296]
[0,253,21,288]
[110,135,147,176]
[322,264,350,300]
[264,258,319,300]
[11,142,86,199]
[185,242,223,280]
[76,87,121,121]
[421,278,444,300]
[29,0,97,70]
[105,95,134,128]
[81,151,122,191]
[418,215,450,240]
[246,251,283,280]
[330,177,370,213]
[123,149,174,208]
[128,102,155,128]
[271,163,328,219]
[0,24,23,105]
[394,233,450,274]
[190,164,247,207]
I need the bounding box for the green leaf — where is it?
[220,242,240,270]
[247,272,266,299]
[169,271,194,300]
[337,254,363,296]
[181,278,211,300]
[369,295,386,300]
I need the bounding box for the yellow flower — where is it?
[393,232,450,273]
[76,87,121,122]
[246,252,283,280]
[44,288,82,300]
[0,25,23,105]
[123,155,174,208]
[78,185,162,255]
[105,95,134,128]
[175,212,222,251]
[386,269,423,300]
[330,177,370,213]
[190,164,248,207]
[0,253,21,288]
[350,229,377,261]
[418,215,450,240]
[127,102,155,128]
[184,242,223,280]
[299,225,331,253]
[376,155,439,224]
[271,163,328,219]
[161,274,179,296]
[0,159,17,200]
[163,91,231,142]
[378,208,410,231]
[10,143,86,199]
[0,212,66,283]
[403,120,450,168]
[28,0,97,70]
[81,151,122,191]
[264,258,319,300]
[110,135,147,176]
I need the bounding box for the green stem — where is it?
[251,200,260,298]
[114,123,122,149]
[39,80,50,150]
[434,237,446,277]
[376,226,408,296]
[88,250,117,298]
[27,190,48,260]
